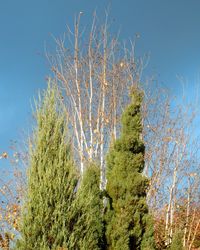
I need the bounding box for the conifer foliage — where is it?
[16,82,77,249]
[16,82,155,250]
[106,87,155,250]
[69,164,104,250]
[169,230,184,250]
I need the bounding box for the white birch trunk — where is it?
[183,179,191,248]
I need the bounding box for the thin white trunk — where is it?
[165,165,177,246]
[88,38,93,161]
[165,189,172,245]
[189,219,200,250]
[183,179,191,248]
[112,78,117,140]
[187,208,196,247]
[54,70,86,174]
[169,166,177,241]
[113,106,117,140]
[100,86,105,190]
[74,16,85,175]
[94,97,102,158]
[100,24,107,190]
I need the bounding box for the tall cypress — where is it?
[106,87,155,250]
[16,82,77,249]
[69,164,104,250]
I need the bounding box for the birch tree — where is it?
[143,81,200,249]
[49,12,143,190]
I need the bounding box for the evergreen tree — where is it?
[105,87,155,250]
[68,164,104,250]
[16,82,77,249]
[169,230,184,250]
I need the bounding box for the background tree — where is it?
[105,87,155,250]
[143,81,200,249]
[49,12,144,190]
[0,148,25,249]
[16,82,78,249]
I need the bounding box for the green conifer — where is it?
[169,230,184,250]
[16,82,77,250]
[69,164,104,250]
[106,87,155,250]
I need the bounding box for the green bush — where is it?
[169,230,184,250]
[69,164,104,250]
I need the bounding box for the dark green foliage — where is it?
[169,230,184,250]
[106,88,155,250]
[16,82,77,249]
[15,83,155,249]
[69,164,104,250]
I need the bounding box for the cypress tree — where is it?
[106,87,155,250]
[16,82,77,249]
[69,164,104,250]
[169,230,184,250]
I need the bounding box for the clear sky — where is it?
[0,0,200,162]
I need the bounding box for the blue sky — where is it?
[0,0,200,162]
